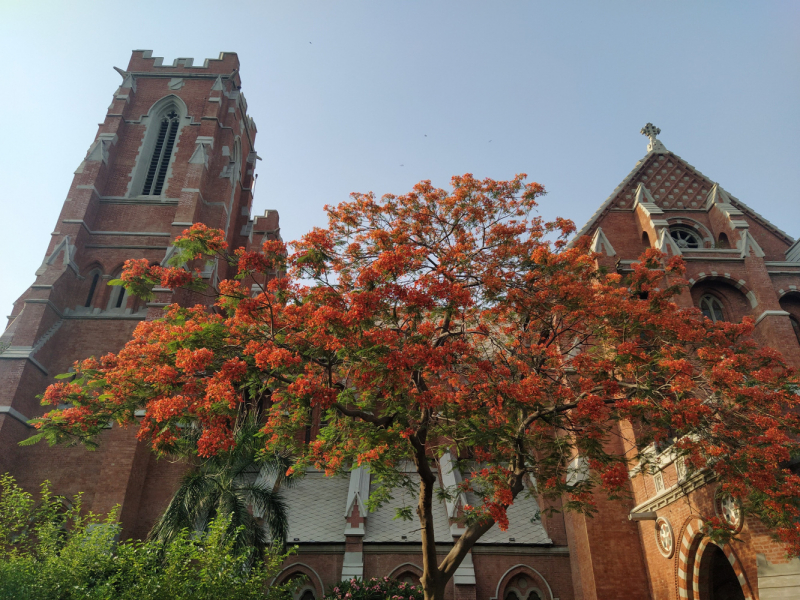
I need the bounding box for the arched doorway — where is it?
[676,517,754,600]
[698,544,745,600]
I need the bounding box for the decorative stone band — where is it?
[676,516,754,600]
[754,310,791,326]
[631,469,716,514]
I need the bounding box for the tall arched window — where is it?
[141,109,180,196]
[791,316,800,345]
[107,283,128,311]
[84,272,100,307]
[128,96,187,199]
[699,294,725,322]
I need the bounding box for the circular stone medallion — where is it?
[715,493,744,533]
[655,516,675,558]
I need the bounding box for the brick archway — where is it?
[693,537,754,600]
[272,563,324,599]
[388,562,423,580]
[688,274,758,309]
[676,517,754,600]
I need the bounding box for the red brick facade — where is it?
[1,55,799,600]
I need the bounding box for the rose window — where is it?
[670,227,701,249]
[716,494,743,532]
[655,517,675,558]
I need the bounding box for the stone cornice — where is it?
[631,470,716,514]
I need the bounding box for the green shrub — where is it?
[0,474,294,600]
[324,577,422,600]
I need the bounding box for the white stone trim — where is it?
[439,451,466,519]
[341,551,364,580]
[754,310,791,326]
[590,227,616,257]
[453,551,476,585]
[61,220,170,236]
[0,406,32,426]
[344,466,370,518]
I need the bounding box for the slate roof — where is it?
[475,490,551,545]
[280,471,551,546]
[283,471,350,543]
[362,477,452,543]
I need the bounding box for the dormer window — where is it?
[699,294,725,322]
[142,110,180,196]
[670,226,701,249]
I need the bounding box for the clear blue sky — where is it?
[1,1,798,321]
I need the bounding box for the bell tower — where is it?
[0,51,279,537]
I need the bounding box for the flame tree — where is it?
[25,175,800,600]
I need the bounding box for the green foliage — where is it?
[149,414,292,559]
[0,474,294,600]
[324,577,423,600]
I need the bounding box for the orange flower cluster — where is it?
[30,174,800,561]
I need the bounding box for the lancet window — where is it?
[699,294,725,322]
[141,109,180,196]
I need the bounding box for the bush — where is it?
[324,577,422,600]
[0,474,294,600]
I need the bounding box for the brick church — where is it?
[1,50,799,600]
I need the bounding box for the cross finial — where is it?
[640,123,666,153]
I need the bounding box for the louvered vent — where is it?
[142,110,179,196]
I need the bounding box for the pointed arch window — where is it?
[699,294,725,322]
[84,272,100,307]
[108,283,128,311]
[790,316,800,345]
[141,109,180,196]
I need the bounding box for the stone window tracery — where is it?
[503,574,542,600]
[699,294,725,322]
[669,226,701,249]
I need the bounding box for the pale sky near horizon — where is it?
[0,1,798,321]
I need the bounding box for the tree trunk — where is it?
[413,445,528,600]
[421,579,447,600]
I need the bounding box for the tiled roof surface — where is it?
[574,148,794,245]
[279,471,551,546]
[283,471,350,542]
[475,490,551,545]
[362,476,452,543]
